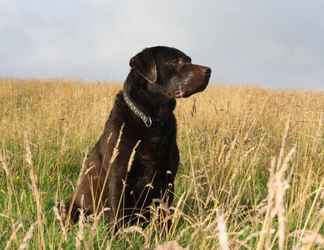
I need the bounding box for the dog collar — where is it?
[123,92,152,128]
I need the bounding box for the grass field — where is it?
[0,79,323,249]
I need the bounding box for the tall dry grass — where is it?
[0,79,323,249]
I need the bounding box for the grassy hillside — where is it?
[0,79,323,249]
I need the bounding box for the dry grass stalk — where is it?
[53,202,68,240]
[293,231,324,250]
[90,207,110,236]
[18,223,36,250]
[116,226,149,249]
[24,134,46,250]
[294,206,324,250]
[96,124,124,218]
[65,150,89,226]
[276,117,291,171]
[75,206,85,250]
[154,240,187,250]
[0,150,15,212]
[5,222,22,250]
[216,209,230,250]
[257,118,295,250]
[0,150,10,176]
[110,123,124,164]
[127,140,141,172]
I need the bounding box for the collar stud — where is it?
[123,92,152,128]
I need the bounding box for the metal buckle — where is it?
[144,117,152,127]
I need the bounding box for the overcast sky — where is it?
[1,0,324,90]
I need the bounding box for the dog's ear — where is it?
[129,48,157,84]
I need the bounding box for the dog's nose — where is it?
[205,67,211,78]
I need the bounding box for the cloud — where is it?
[0,0,323,90]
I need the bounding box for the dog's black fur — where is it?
[66,46,211,228]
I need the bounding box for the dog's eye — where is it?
[167,58,187,70]
[178,59,185,65]
[169,59,180,65]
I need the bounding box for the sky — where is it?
[1,0,324,90]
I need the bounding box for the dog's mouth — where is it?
[174,77,210,99]
[175,84,185,98]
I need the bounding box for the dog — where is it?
[65,46,211,229]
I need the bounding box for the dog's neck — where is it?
[122,72,176,128]
[123,91,152,127]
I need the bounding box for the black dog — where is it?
[66,46,211,228]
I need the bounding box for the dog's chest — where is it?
[134,136,168,168]
[126,157,167,199]
[138,132,169,161]
[126,133,170,187]
[147,122,171,151]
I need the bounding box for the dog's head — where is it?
[129,46,211,99]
